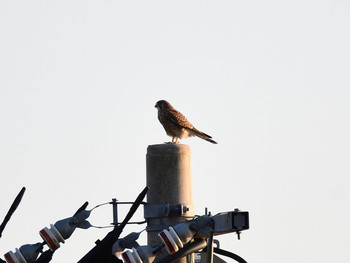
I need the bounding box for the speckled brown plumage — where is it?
[155,100,217,144]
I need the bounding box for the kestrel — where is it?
[155,100,217,144]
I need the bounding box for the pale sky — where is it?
[1,1,349,262]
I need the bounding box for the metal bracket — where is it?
[144,203,192,219]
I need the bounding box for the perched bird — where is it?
[155,100,217,144]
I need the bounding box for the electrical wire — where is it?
[213,247,247,263]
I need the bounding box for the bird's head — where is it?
[155,100,172,110]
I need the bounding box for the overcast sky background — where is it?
[1,1,349,262]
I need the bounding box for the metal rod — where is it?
[0,187,26,238]
[112,198,118,225]
[206,232,214,263]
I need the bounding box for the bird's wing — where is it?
[192,127,213,139]
[165,109,194,129]
[191,127,217,144]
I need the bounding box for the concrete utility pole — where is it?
[146,144,194,263]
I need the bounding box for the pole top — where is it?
[147,144,191,154]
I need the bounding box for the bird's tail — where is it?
[192,128,218,144]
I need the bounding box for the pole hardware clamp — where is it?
[144,203,192,219]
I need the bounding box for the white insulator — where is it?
[39,224,65,251]
[169,227,184,248]
[158,228,179,254]
[122,248,143,263]
[4,249,25,263]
